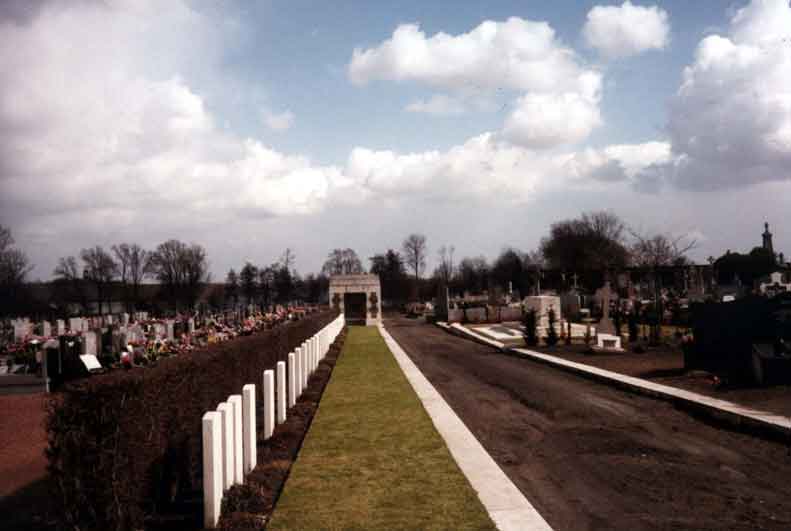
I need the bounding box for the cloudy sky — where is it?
[1,0,790,280]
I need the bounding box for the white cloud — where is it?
[501,92,602,148]
[350,17,604,148]
[349,18,598,95]
[405,94,466,115]
[0,0,331,227]
[565,141,673,183]
[583,1,670,59]
[665,0,791,189]
[263,109,294,131]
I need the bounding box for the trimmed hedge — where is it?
[46,311,336,531]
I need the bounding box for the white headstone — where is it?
[56,320,66,336]
[263,370,275,440]
[13,321,29,341]
[69,318,82,333]
[294,348,302,398]
[122,313,130,326]
[187,318,195,334]
[82,320,90,333]
[242,384,257,475]
[288,352,296,407]
[216,402,234,490]
[40,321,52,337]
[276,361,286,424]
[166,320,174,341]
[82,331,97,356]
[228,395,243,485]
[202,412,223,529]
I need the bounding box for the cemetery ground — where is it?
[267,325,496,531]
[388,316,791,531]
[473,322,791,417]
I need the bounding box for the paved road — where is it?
[385,317,791,531]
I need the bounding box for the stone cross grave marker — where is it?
[597,281,616,335]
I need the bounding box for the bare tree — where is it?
[148,239,210,311]
[112,243,150,312]
[322,248,363,275]
[54,256,85,314]
[629,230,698,345]
[240,262,258,305]
[436,244,455,285]
[280,248,296,271]
[80,246,117,315]
[0,226,33,316]
[630,232,697,268]
[225,268,239,308]
[402,233,427,282]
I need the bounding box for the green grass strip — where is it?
[268,326,496,531]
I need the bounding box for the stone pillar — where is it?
[263,370,274,440]
[242,384,256,475]
[276,361,286,424]
[228,395,244,485]
[216,402,233,490]
[202,411,223,528]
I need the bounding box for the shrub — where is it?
[523,309,537,347]
[545,308,558,346]
[46,311,336,531]
[628,311,638,342]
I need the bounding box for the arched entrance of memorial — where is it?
[328,274,382,326]
[344,293,367,325]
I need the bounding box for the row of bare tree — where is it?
[53,240,210,314]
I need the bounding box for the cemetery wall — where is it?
[45,310,336,530]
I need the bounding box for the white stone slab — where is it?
[79,354,102,372]
[596,333,622,350]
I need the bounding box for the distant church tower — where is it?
[762,222,774,255]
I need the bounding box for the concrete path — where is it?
[379,324,553,531]
[442,321,791,440]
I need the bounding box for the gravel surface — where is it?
[386,317,791,531]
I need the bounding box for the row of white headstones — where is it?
[200,314,345,528]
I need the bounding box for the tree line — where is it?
[0,211,716,317]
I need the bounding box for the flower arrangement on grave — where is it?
[545,308,559,346]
